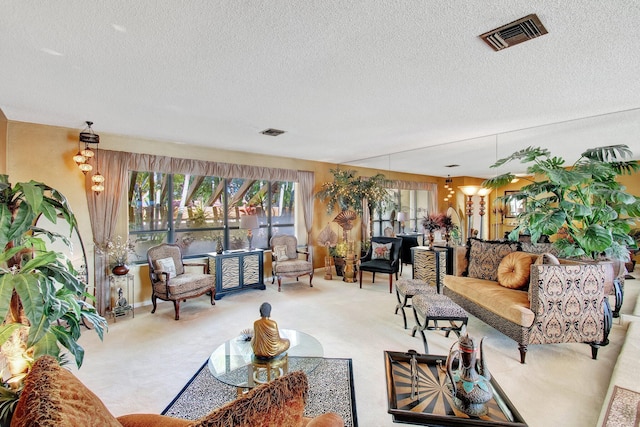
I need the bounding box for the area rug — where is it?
[603,386,640,427]
[162,357,358,427]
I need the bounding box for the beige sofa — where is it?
[442,240,612,364]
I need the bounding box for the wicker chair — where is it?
[270,235,313,292]
[147,243,216,320]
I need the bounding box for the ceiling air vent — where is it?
[479,14,548,51]
[260,128,285,137]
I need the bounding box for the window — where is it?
[128,171,295,260]
[372,188,434,236]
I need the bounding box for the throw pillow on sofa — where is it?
[466,238,520,281]
[497,252,533,289]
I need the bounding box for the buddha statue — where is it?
[251,302,290,359]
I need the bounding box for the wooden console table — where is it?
[207,249,265,300]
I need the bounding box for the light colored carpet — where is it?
[74,269,639,427]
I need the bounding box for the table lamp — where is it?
[397,212,407,234]
[240,215,259,250]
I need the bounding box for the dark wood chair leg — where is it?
[173,300,180,321]
[278,277,282,292]
[151,295,157,313]
[372,272,376,282]
[388,274,392,293]
[518,344,527,364]
[359,270,363,288]
[210,290,216,305]
[309,272,313,287]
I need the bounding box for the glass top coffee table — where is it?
[208,329,324,392]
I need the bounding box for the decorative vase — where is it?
[445,230,451,246]
[216,239,223,254]
[112,264,129,276]
[333,256,345,277]
[428,231,435,248]
[446,333,493,417]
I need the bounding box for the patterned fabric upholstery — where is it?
[443,257,610,363]
[466,238,520,281]
[270,235,313,291]
[413,294,467,319]
[274,259,313,274]
[528,263,607,345]
[520,241,560,256]
[396,278,437,298]
[147,244,216,320]
[270,235,299,260]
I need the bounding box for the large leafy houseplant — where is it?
[0,175,107,422]
[483,145,640,261]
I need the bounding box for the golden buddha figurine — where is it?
[251,302,290,359]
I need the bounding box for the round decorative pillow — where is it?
[497,252,533,289]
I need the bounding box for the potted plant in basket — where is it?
[0,175,107,424]
[482,145,640,262]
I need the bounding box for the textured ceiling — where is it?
[1,1,639,178]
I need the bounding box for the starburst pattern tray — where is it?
[384,350,527,427]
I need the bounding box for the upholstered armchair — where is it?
[270,235,313,292]
[358,236,402,293]
[147,243,216,320]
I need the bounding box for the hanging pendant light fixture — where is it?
[73,121,105,193]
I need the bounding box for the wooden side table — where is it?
[411,246,447,293]
[108,274,134,321]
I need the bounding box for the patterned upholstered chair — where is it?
[270,235,313,292]
[358,236,402,293]
[147,243,216,320]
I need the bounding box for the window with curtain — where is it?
[128,171,295,260]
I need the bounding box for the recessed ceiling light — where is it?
[261,128,285,137]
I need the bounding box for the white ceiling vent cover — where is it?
[480,14,548,51]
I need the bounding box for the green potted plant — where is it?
[0,175,107,423]
[483,145,640,261]
[329,241,349,276]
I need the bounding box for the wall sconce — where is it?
[397,212,407,234]
[73,121,105,194]
[458,185,480,240]
[240,215,259,250]
[476,187,493,239]
[443,175,456,205]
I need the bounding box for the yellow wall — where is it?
[5,120,442,307]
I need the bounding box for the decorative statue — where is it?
[446,332,493,417]
[251,302,290,359]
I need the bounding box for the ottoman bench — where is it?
[395,278,437,329]
[411,293,468,354]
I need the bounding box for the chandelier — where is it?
[73,121,105,193]
[443,176,455,205]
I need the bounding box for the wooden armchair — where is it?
[359,236,402,293]
[147,243,216,320]
[270,235,313,292]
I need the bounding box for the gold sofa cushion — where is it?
[444,275,535,327]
